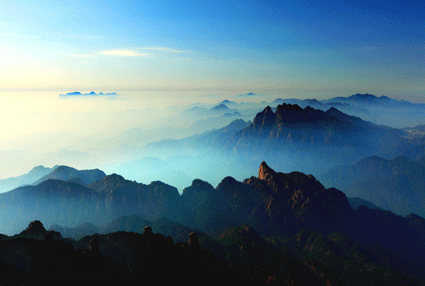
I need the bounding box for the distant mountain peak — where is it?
[349,93,377,100]
[30,165,47,171]
[32,165,106,186]
[220,100,236,104]
[347,93,393,104]
[27,165,51,175]
[53,165,78,173]
[210,104,230,111]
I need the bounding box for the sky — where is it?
[0,0,424,100]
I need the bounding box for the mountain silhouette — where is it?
[32,165,106,186]
[218,104,411,175]
[0,165,55,193]
[209,104,231,112]
[0,162,425,281]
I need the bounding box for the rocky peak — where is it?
[275,103,327,124]
[275,103,303,113]
[252,106,276,130]
[258,161,274,181]
[257,161,283,195]
[257,162,325,199]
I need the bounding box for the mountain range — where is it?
[0,165,105,193]
[270,93,425,128]
[1,161,425,278]
[2,93,425,284]
[144,102,420,182]
[0,161,425,284]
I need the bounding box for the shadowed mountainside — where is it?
[220,104,410,174]
[144,104,416,182]
[1,162,425,282]
[321,155,425,217]
[2,218,424,285]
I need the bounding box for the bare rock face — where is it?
[189,232,199,248]
[252,106,276,132]
[258,161,273,181]
[247,162,354,236]
[257,161,324,202]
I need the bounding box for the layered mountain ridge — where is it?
[2,96,425,283]
[1,161,425,280]
[1,160,425,284]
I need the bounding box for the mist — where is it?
[3,91,425,194]
[0,90,267,188]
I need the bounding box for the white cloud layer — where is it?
[99,50,150,56]
[73,54,97,58]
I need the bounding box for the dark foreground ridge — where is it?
[1,162,425,285]
[0,221,332,286]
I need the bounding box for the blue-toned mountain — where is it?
[32,165,106,186]
[0,165,55,193]
[321,155,425,217]
[221,104,410,175]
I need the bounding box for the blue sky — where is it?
[0,0,424,100]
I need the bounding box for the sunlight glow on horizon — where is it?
[0,0,422,96]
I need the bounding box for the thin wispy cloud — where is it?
[99,50,151,57]
[139,47,187,53]
[73,54,97,58]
